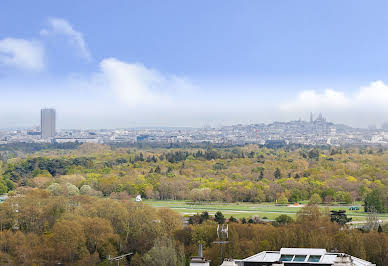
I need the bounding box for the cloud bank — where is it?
[0,38,45,71]
[98,58,193,107]
[41,17,91,61]
[280,81,388,126]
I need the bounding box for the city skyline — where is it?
[2,1,388,128]
[0,109,387,131]
[2,109,388,147]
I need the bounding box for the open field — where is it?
[144,200,388,222]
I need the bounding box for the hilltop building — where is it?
[309,112,327,124]
[315,113,327,123]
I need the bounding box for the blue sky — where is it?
[1,1,388,128]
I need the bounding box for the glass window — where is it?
[293,255,307,262]
[308,255,321,262]
[280,255,294,261]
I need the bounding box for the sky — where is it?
[1,1,388,129]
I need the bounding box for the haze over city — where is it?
[1,2,388,266]
[2,1,388,129]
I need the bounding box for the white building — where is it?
[190,256,211,266]
[235,248,375,266]
[54,137,100,143]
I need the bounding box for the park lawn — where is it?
[143,200,388,222]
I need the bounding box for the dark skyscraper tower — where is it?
[41,108,56,139]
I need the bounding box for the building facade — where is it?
[41,108,56,139]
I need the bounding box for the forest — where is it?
[0,143,387,265]
[1,143,387,211]
[0,190,387,265]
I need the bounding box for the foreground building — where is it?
[233,248,375,266]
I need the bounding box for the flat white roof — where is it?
[280,248,326,256]
[237,248,375,266]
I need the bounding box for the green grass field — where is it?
[143,200,388,222]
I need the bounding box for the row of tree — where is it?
[0,190,387,265]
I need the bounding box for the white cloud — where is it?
[0,57,199,128]
[280,80,388,126]
[355,80,388,107]
[41,17,91,61]
[98,58,193,107]
[280,88,350,112]
[0,38,45,71]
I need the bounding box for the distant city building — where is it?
[41,108,56,139]
[137,135,152,142]
[315,113,326,123]
[368,124,377,130]
[27,130,40,136]
[54,137,100,144]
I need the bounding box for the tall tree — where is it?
[365,189,384,213]
[214,211,226,224]
[274,168,281,179]
[330,210,352,226]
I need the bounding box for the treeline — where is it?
[0,142,81,154]
[3,157,94,183]
[109,141,342,150]
[0,190,184,265]
[0,191,387,265]
[135,149,255,163]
